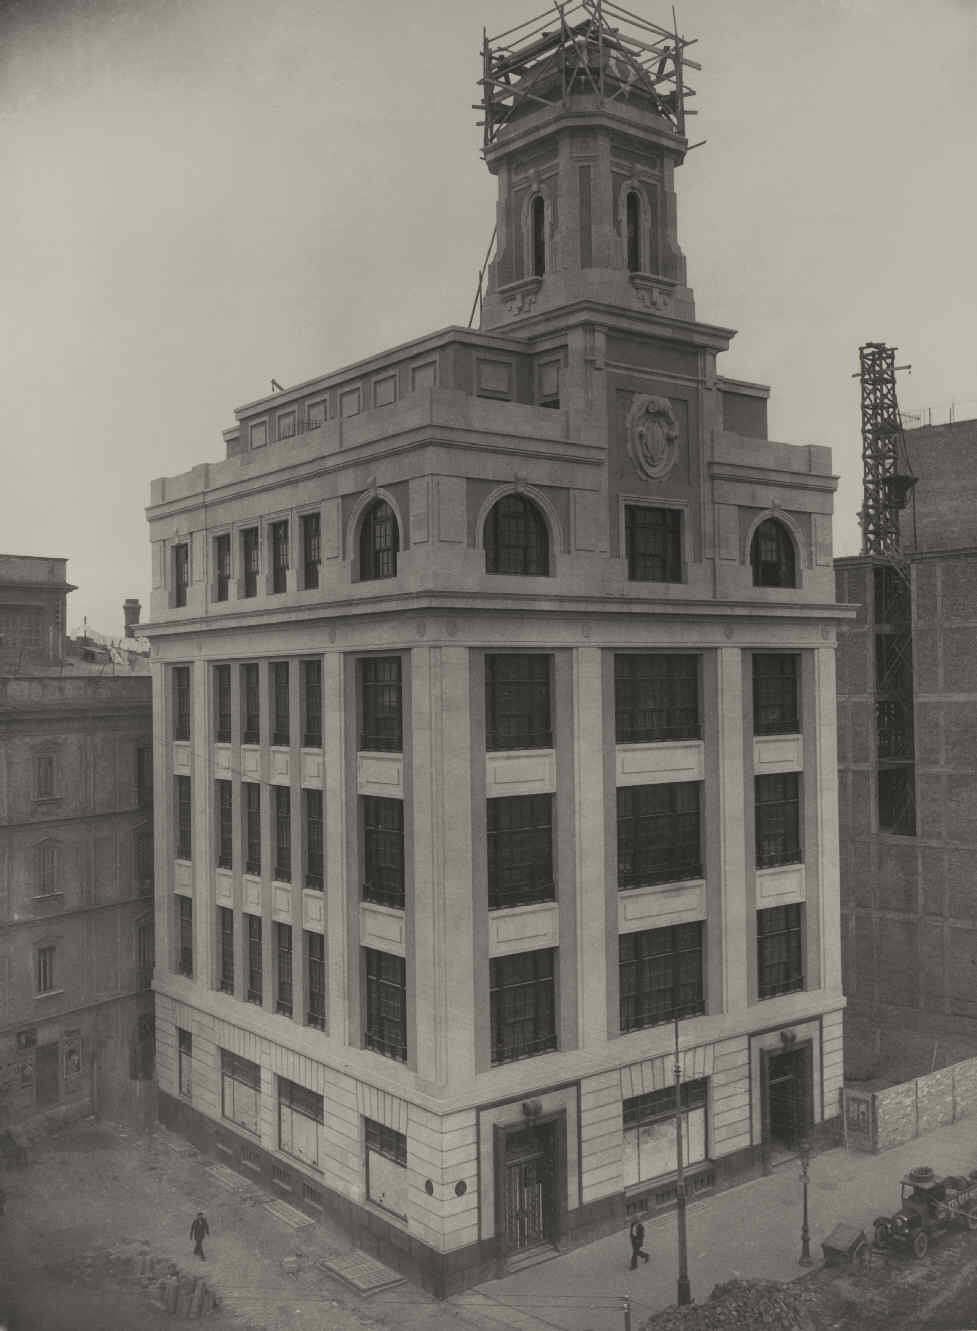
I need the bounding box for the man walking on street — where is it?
[190,1211,210,1260]
[629,1218,649,1270]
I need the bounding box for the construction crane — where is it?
[854,342,915,556]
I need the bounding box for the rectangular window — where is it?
[247,914,263,1004]
[173,543,189,607]
[178,1028,192,1099]
[359,657,402,752]
[364,948,407,1062]
[306,931,326,1030]
[753,654,800,736]
[485,654,552,751]
[177,896,193,977]
[214,532,231,602]
[242,527,259,598]
[276,923,293,1016]
[250,420,267,449]
[622,1080,707,1188]
[36,945,56,995]
[365,1117,407,1218]
[271,520,289,594]
[37,842,59,894]
[172,666,191,741]
[216,779,233,869]
[279,1076,323,1168]
[242,663,260,744]
[271,662,290,746]
[136,831,153,891]
[137,922,153,989]
[755,772,801,868]
[221,1049,260,1135]
[302,513,321,590]
[34,753,55,799]
[219,906,234,994]
[274,785,291,882]
[214,664,232,743]
[487,795,554,910]
[175,774,192,860]
[617,782,702,888]
[305,788,324,889]
[307,400,326,430]
[625,505,683,582]
[878,765,916,836]
[757,903,804,998]
[244,782,261,875]
[301,659,322,747]
[619,923,704,1032]
[490,949,557,1065]
[362,797,404,909]
[615,654,700,744]
[278,411,296,441]
[136,745,153,807]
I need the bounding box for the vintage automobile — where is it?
[873,1165,977,1259]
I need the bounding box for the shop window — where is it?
[279,1076,323,1168]
[220,1049,260,1135]
[365,1117,407,1218]
[622,1080,707,1188]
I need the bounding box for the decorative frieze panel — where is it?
[270,750,290,785]
[302,889,325,933]
[301,751,323,787]
[243,876,262,913]
[214,745,232,776]
[215,870,233,906]
[241,747,261,779]
[485,750,556,799]
[360,902,406,957]
[357,753,404,798]
[755,863,806,905]
[272,884,292,922]
[173,743,191,774]
[487,902,559,957]
[617,880,705,934]
[753,734,803,773]
[615,740,704,788]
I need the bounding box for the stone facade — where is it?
[145,22,847,1297]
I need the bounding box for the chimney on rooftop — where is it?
[123,598,141,638]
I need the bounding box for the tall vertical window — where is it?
[178,1029,193,1099]
[218,906,234,994]
[485,654,552,751]
[490,949,557,1065]
[173,543,189,608]
[626,190,641,272]
[365,1118,408,1219]
[137,921,154,988]
[359,657,402,752]
[361,797,404,909]
[615,654,700,743]
[625,505,683,582]
[484,494,549,576]
[753,654,800,735]
[359,500,399,581]
[271,662,290,746]
[364,948,407,1062]
[37,842,60,895]
[244,783,261,876]
[302,659,322,747]
[175,775,192,860]
[751,518,796,588]
[216,779,233,869]
[276,923,293,1017]
[136,830,153,891]
[487,795,554,910]
[214,664,232,743]
[617,782,702,888]
[247,914,263,1004]
[136,745,153,806]
[242,527,260,598]
[757,903,804,998]
[278,1076,323,1168]
[36,945,57,995]
[755,772,801,868]
[220,1049,260,1134]
[302,513,321,590]
[172,666,191,741]
[242,663,260,744]
[532,194,546,276]
[34,753,56,799]
[271,520,289,594]
[274,786,291,882]
[305,788,324,889]
[306,931,326,1030]
[619,923,704,1032]
[214,533,231,602]
[177,896,193,977]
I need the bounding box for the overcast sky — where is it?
[2,0,975,635]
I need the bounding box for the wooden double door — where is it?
[500,1120,562,1255]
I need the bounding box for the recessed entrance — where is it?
[499,1120,561,1259]
[764,1043,813,1154]
[35,1043,59,1109]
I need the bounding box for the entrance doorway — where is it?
[764,1043,812,1153]
[35,1043,60,1109]
[501,1121,559,1256]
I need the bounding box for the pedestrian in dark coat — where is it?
[629,1218,649,1269]
[190,1211,210,1259]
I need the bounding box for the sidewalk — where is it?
[468,1114,977,1331]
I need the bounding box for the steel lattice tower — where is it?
[856,342,913,555]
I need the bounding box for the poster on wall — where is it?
[63,1031,82,1080]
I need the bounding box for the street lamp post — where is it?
[798,1138,812,1266]
[673,1012,692,1306]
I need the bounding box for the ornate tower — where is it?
[478,2,698,328]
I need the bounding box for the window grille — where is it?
[302,513,320,590]
[302,659,322,747]
[752,654,800,735]
[175,775,192,860]
[359,657,402,752]
[220,1049,260,1135]
[305,788,323,889]
[247,914,263,1004]
[276,923,293,1016]
[274,786,291,882]
[219,906,234,994]
[214,533,231,602]
[271,520,289,594]
[244,782,261,876]
[365,1118,407,1166]
[306,931,325,1029]
[216,780,233,869]
[242,527,259,598]
[271,661,290,746]
[359,500,399,581]
[214,664,232,743]
[490,949,557,1064]
[757,903,804,998]
[177,896,193,977]
[619,923,704,1032]
[364,948,407,1062]
[615,654,700,743]
[173,543,189,607]
[362,797,404,909]
[485,495,549,576]
[172,666,191,741]
[754,772,801,868]
[242,663,260,744]
[625,506,683,583]
[485,654,552,751]
[617,782,702,888]
[487,795,554,910]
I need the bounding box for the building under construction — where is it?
[836,353,977,1082]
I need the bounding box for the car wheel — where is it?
[912,1230,929,1259]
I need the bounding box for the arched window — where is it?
[751,518,796,588]
[532,196,546,277]
[626,191,641,272]
[485,494,549,576]
[359,500,399,581]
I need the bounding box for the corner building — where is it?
[146,11,847,1295]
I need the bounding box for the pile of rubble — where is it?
[642,1277,823,1331]
[62,1240,220,1319]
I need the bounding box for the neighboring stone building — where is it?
[837,414,977,1083]
[145,11,847,1295]
[0,557,155,1134]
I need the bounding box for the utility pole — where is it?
[674,1011,692,1305]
